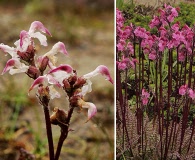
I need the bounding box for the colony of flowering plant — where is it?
[116,4,195,159]
[0,21,113,160]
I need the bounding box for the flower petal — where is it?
[44,42,68,64]
[83,65,113,84]
[29,75,61,93]
[188,89,195,99]
[29,21,52,36]
[30,32,48,46]
[79,79,92,96]
[0,44,17,57]
[19,30,29,47]
[46,74,61,87]
[179,84,188,95]
[29,76,47,92]
[2,58,29,75]
[48,64,73,74]
[2,59,16,74]
[48,85,61,99]
[82,102,97,121]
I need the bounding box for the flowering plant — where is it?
[0,21,113,160]
[116,4,195,159]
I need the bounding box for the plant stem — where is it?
[54,107,74,160]
[43,105,55,160]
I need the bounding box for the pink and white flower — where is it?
[43,42,68,65]
[28,74,61,99]
[15,21,51,52]
[77,65,113,97]
[48,64,74,85]
[78,99,97,121]
[2,58,29,75]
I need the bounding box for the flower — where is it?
[149,16,161,29]
[117,39,126,51]
[28,74,61,99]
[2,58,29,75]
[83,65,113,84]
[141,89,150,105]
[78,99,97,122]
[15,21,51,52]
[134,26,148,39]
[179,84,195,99]
[149,50,157,61]
[117,56,130,71]
[188,89,195,99]
[43,42,68,65]
[48,64,74,85]
[0,44,17,58]
[73,65,113,97]
[179,84,188,95]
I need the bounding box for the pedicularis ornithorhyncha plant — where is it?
[0,21,113,160]
[116,4,195,160]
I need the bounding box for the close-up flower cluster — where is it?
[0,20,113,160]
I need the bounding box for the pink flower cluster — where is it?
[0,21,113,121]
[116,8,138,71]
[179,84,195,99]
[149,4,179,28]
[116,4,195,64]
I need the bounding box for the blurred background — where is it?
[0,0,114,159]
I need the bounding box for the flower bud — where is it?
[26,66,41,79]
[73,77,86,89]
[50,107,67,126]
[63,79,71,90]
[39,56,49,72]
[17,45,35,64]
[68,75,77,85]
[69,95,80,108]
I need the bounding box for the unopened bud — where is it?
[26,66,41,79]
[26,45,35,55]
[39,56,49,72]
[17,45,35,64]
[68,75,77,85]
[73,77,86,89]
[63,79,71,90]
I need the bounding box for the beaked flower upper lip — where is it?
[83,65,113,84]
